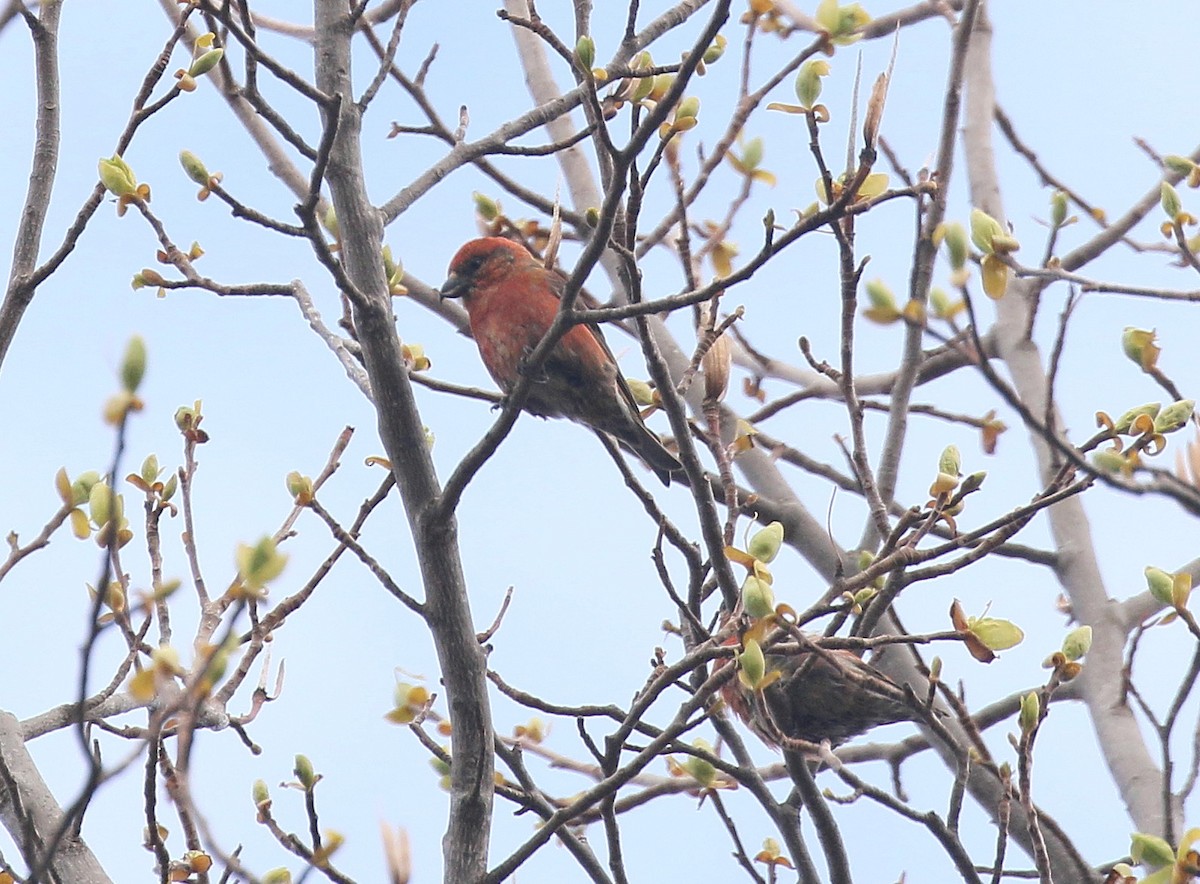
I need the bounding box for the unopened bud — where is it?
[179,150,210,185]
[1161,182,1182,219]
[746,522,784,564]
[188,48,224,78]
[1153,398,1194,433]
[1061,625,1092,661]
[294,755,316,789]
[741,575,776,619]
[120,336,147,394]
[574,35,595,70]
[1050,190,1068,227]
[1145,566,1174,606]
[1018,691,1040,733]
[98,155,138,198]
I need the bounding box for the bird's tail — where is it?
[614,423,681,486]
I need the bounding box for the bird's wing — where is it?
[545,269,649,418]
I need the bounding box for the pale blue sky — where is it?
[2,1,1199,880]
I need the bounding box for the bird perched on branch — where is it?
[721,640,920,748]
[440,237,681,485]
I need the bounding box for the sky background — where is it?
[2,1,1200,880]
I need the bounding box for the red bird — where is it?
[440,237,681,485]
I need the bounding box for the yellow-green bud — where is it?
[262,869,293,884]
[253,779,270,806]
[794,59,829,109]
[741,575,776,619]
[179,151,209,185]
[675,96,700,121]
[969,617,1024,651]
[929,287,951,316]
[938,444,962,477]
[286,471,313,503]
[649,73,675,101]
[70,470,101,505]
[1061,625,1092,661]
[940,221,969,271]
[1112,402,1160,434]
[188,48,224,78]
[1154,399,1194,433]
[741,136,764,171]
[865,279,896,312]
[1145,566,1175,606]
[1018,691,1040,733]
[293,754,315,789]
[1091,450,1127,474]
[969,208,1004,254]
[1130,832,1175,870]
[89,483,114,527]
[472,192,500,222]
[140,454,160,484]
[631,74,656,102]
[1121,327,1159,371]
[1050,190,1068,227]
[702,34,727,64]
[684,739,717,787]
[236,536,288,591]
[175,403,199,432]
[1161,182,1182,219]
[746,521,784,564]
[98,155,138,197]
[625,377,655,406]
[161,472,178,502]
[737,638,766,688]
[120,335,147,394]
[1164,155,1197,176]
[574,35,595,70]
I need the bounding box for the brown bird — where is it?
[440,237,681,484]
[722,643,919,747]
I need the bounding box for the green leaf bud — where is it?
[1161,182,1182,219]
[574,35,595,70]
[293,754,315,789]
[1130,831,1175,870]
[1154,399,1194,433]
[179,150,210,185]
[1050,190,1068,227]
[969,208,1004,254]
[940,221,969,271]
[1018,691,1039,733]
[1164,155,1197,176]
[120,335,147,394]
[1061,625,1092,661]
[746,521,784,564]
[741,575,776,619]
[98,155,138,198]
[737,639,766,688]
[794,59,829,109]
[188,48,224,78]
[938,444,962,477]
[1145,566,1175,606]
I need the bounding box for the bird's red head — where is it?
[440,237,535,304]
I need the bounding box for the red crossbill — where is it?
[721,640,918,747]
[440,237,681,485]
